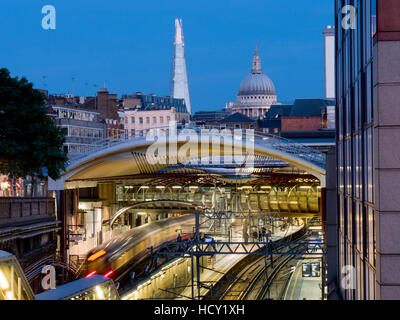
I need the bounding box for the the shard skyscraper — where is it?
[170,18,192,114]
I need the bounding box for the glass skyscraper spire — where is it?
[170,18,192,115]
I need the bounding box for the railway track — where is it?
[218,232,308,300]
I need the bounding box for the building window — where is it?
[139,117,143,124]
[153,116,157,124]
[146,117,150,124]
[160,116,164,124]
[131,117,135,124]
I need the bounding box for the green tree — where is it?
[0,68,67,180]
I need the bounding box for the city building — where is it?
[232,44,278,119]
[81,88,125,138]
[280,98,335,132]
[191,108,231,126]
[47,104,106,156]
[324,26,336,99]
[323,26,337,132]
[218,112,256,130]
[255,98,335,133]
[122,92,189,137]
[0,174,60,293]
[332,0,400,300]
[170,18,192,114]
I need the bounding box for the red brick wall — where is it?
[281,116,322,132]
[376,0,400,41]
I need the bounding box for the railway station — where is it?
[35,126,327,300]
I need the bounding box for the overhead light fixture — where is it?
[137,212,147,215]
[172,186,182,189]
[260,186,271,189]
[156,186,165,189]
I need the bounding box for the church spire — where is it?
[251,42,262,74]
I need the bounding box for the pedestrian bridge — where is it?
[50,126,326,190]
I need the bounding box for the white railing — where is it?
[67,125,326,170]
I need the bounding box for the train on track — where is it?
[83,215,195,281]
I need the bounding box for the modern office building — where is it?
[323,25,336,131]
[170,18,192,114]
[334,0,400,299]
[324,26,336,99]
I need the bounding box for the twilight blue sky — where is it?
[0,0,333,112]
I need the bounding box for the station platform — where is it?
[177,224,304,300]
[283,261,322,300]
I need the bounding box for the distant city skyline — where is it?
[0,0,333,112]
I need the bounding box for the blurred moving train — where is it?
[83,215,195,281]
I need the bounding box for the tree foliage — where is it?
[0,68,67,180]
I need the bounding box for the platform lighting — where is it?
[189,186,198,189]
[172,186,182,189]
[140,186,149,189]
[137,212,147,215]
[299,186,312,189]
[242,186,252,189]
[156,186,166,189]
[6,291,13,300]
[0,270,9,289]
[260,186,272,189]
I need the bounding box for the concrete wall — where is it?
[374,34,400,299]
[123,255,210,300]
